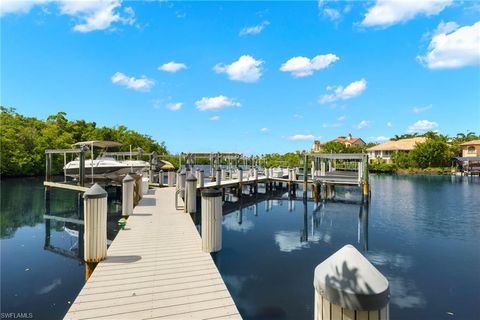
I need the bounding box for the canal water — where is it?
[1,175,479,319]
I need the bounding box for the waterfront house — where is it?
[366,137,427,163]
[312,140,322,153]
[460,140,480,157]
[331,133,366,147]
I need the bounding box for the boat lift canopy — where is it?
[73,141,123,148]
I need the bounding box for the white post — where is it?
[201,189,222,253]
[198,170,205,188]
[185,173,197,214]
[311,160,315,178]
[221,169,227,181]
[265,167,270,178]
[314,245,390,320]
[238,168,243,183]
[216,168,222,186]
[83,183,107,263]
[253,168,258,180]
[321,162,326,177]
[122,174,134,216]
[358,161,363,184]
[167,171,175,187]
[179,172,186,198]
[141,177,149,195]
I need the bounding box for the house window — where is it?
[467,146,476,154]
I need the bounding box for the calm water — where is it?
[1,175,479,320]
[0,177,122,320]
[210,175,480,320]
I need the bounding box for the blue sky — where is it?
[1,0,479,154]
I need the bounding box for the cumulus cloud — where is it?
[214,55,263,83]
[293,114,304,119]
[260,128,269,132]
[239,21,270,36]
[353,120,370,130]
[319,79,367,104]
[287,134,317,141]
[407,120,439,133]
[166,102,182,111]
[417,21,480,69]
[195,95,241,111]
[210,116,220,121]
[412,104,432,113]
[337,115,346,121]
[361,0,452,28]
[280,54,339,77]
[111,72,154,91]
[158,61,187,73]
[1,0,135,32]
[318,0,342,21]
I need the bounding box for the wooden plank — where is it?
[65,187,241,320]
[322,297,331,320]
[357,310,369,320]
[44,181,89,192]
[331,304,342,319]
[369,310,379,320]
[342,309,355,320]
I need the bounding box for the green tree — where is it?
[410,136,452,168]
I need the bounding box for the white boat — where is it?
[64,141,149,181]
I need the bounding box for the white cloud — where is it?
[337,115,346,121]
[417,21,480,69]
[318,0,344,22]
[59,0,135,32]
[387,121,393,127]
[239,20,270,36]
[195,95,241,111]
[319,79,367,104]
[407,120,439,133]
[287,134,316,141]
[369,136,390,142]
[260,127,269,132]
[323,8,340,21]
[1,0,135,32]
[111,72,154,91]
[361,0,452,28]
[353,120,370,130]
[0,0,48,16]
[412,104,432,113]
[293,114,304,119]
[214,55,263,83]
[280,54,339,77]
[210,116,220,121]
[166,102,183,111]
[158,61,187,73]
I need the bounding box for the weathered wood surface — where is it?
[65,187,241,320]
[44,181,89,192]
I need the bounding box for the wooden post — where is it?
[237,168,243,197]
[79,147,86,187]
[83,183,107,263]
[179,171,186,198]
[303,154,308,197]
[216,167,222,186]
[122,174,134,216]
[167,171,175,187]
[362,155,369,200]
[201,189,222,253]
[198,170,205,188]
[314,245,389,320]
[185,173,197,214]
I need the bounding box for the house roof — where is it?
[331,135,366,145]
[366,137,427,152]
[460,139,480,146]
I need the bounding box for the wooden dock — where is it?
[65,187,241,320]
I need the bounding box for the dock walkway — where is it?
[65,187,241,320]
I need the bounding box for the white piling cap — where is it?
[83,183,107,199]
[186,173,197,181]
[123,174,134,182]
[314,244,389,311]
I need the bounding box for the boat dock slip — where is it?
[65,187,241,320]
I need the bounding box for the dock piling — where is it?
[122,174,134,216]
[185,173,197,214]
[83,183,107,263]
[313,245,389,320]
[216,168,222,186]
[201,189,223,253]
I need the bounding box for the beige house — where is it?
[332,133,366,147]
[366,137,427,163]
[312,140,322,153]
[460,140,480,157]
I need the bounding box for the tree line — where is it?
[0,107,168,177]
